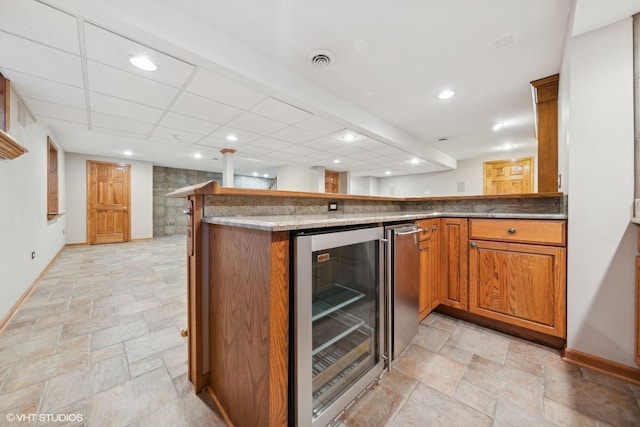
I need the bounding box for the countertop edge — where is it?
[202,212,568,232]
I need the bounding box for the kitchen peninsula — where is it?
[167,180,567,427]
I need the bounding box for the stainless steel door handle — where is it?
[182,208,192,215]
[396,228,422,236]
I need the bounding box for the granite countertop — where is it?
[202,211,568,232]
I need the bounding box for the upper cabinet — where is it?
[531,74,559,193]
[0,73,28,160]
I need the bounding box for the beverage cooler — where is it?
[293,226,385,427]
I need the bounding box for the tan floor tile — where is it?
[87,367,177,426]
[128,355,165,379]
[137,393,226,427]
[493,400,554,427]
[543,397,598,426]
[91,343,125,364]
[388,382,492,427]
[438,341,475,365]
[425,313,459,332]
[0,382,44,413]
[412,323,450,352]
[544,365,640,426]
[124,327,185,364]
[342,384,404,427]
[463,354,544,414]
[394,344,465,396]
[580,367,635,394]
[506,338,565,377]
[378,368,417,398]
[91,319,150,351]
[447,322,510,364]
[0,333,59,370]
[453,379,497,417]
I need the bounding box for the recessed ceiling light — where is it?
[500,143,516,151]
[226,134,238,141]
[123,150,133,156]
[193,153,202,159]
[438,89,455,99]
[385,171,391,175]
[263,173,269,178]
[252,172,258,177]
[330,129,367,143]
[129,56,157,71]
[493,122,505,131]
[410,158,420,165]
[333,159,340,164]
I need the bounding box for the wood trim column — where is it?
[531,74,559,193]
[186,194,207,391]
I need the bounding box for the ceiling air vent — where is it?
[308,49,335,68]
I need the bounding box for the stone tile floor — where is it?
[0,236,639,426]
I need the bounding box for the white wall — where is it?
[565,18,637,366]
[375,150,537,197]
[0,88,66,320]
[65,153,153,244]
[276,165,314,192]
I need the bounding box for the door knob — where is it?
[180,329,188,337]
[470,241,477,248]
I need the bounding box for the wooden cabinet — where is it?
[468,219,566,338]
[440,218,469,310]
[635,255,640,367]
[416,219,440,320]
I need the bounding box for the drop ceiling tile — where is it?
[0,32,83,87]
[24,97,87,124]
[90,92,164,124]
[0,1,80,54]
[269,126,317,143]
[87,61,178,108]
[244,137,294,151]
[91,112,154,136]
[36,116,88,131]
[280,144,320,156]
[211,126,261,143]
[83,23,195,88]
[7,71,85,109]
[159,112,220,135]
[227,113,288,135]
[358,139,392,151]
[171,92,243,124]
[294,116,345,135]
[302,136,343,150]
[250,98,312,124]
[150,126,203,145]
[196,136,232,150]
[185,68,266,109]
[92,126,150,139]
[353,150,386,160]
[236,144,271,157]
[330,145,365,156]
[263,151,298,161]
[306,150,338,161]
[373,144,403,155]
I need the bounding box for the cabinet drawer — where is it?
[469,219,565,246]
[415,219,438,240]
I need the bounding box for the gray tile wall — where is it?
[153,167,271,236]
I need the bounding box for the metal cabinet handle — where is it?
[182,208,192,215]
[508,227,516,234]
[470,241,477,248]
[432,225,438,232]
[396,228,422,236]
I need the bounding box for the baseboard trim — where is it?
[131,237,153,242]
[0,245,65,334]
[65,242,87,247]
[205,385,235,427]
[563,348,640,385]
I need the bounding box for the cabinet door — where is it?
[419,236,432,319]
[469,240,566,338]
[440,218,469,310]
[417,219,441,320]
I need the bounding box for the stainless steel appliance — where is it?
[294,226,384,427]
[385,223,421,360]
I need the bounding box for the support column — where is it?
[220,148,236,187]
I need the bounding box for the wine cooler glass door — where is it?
[295,227,384,427]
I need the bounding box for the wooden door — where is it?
[440,218,469,310]
[468,240,566,337]
[87,160,131,244]
[483,157,534,195]
[325,170,339,193]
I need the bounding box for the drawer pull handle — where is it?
[508,227,516,234]
[470,241,477,248]
[432,225,438,232]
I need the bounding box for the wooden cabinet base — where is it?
[435,305,566,350]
